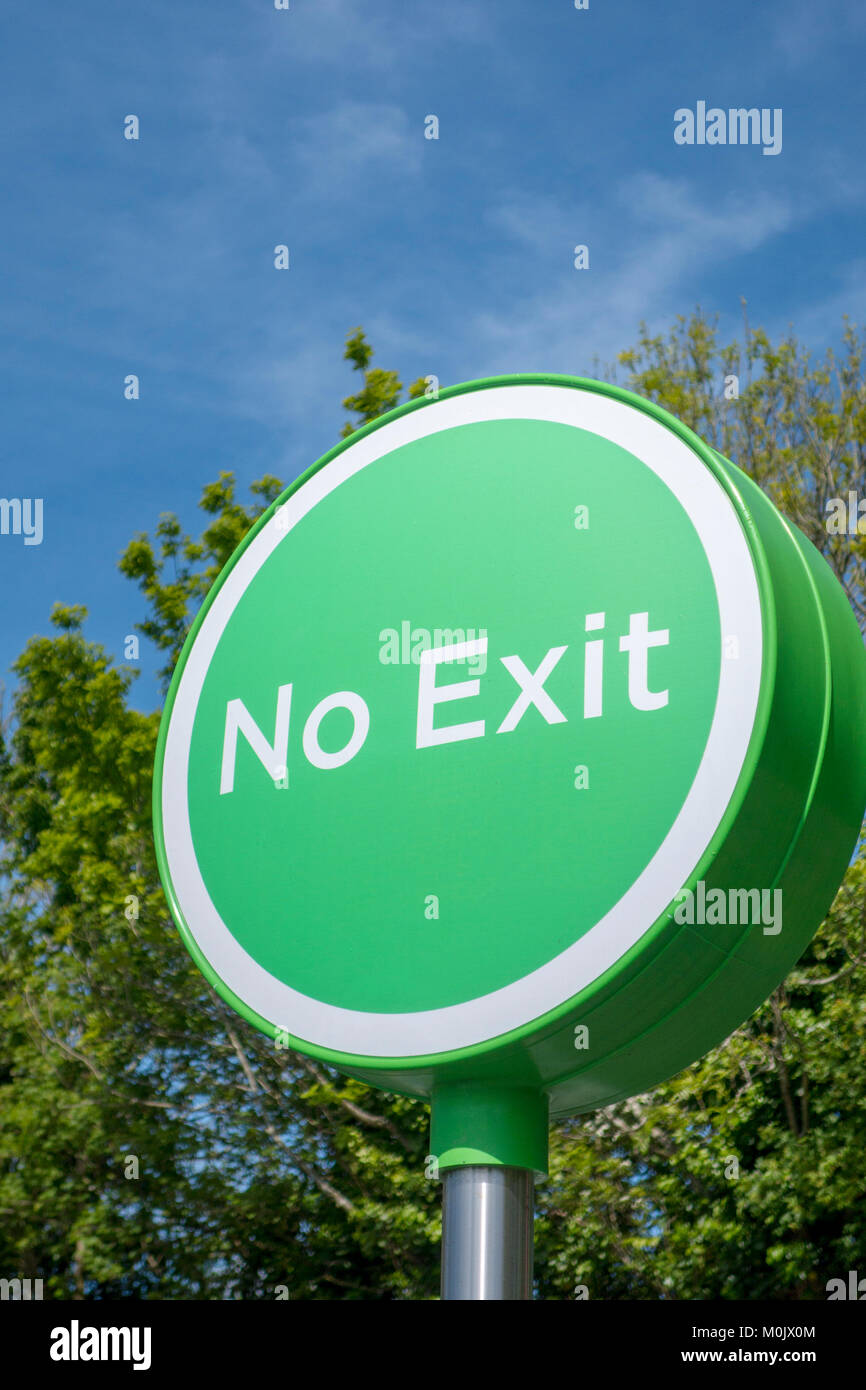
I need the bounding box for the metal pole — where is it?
[440,1165,534,1300]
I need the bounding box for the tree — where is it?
[340,326,428,439]
[614,305,866,626]
[534,309,866,1299]
[0,603,439,1298]
[2,315,865,1299]
[0,332,442,1299]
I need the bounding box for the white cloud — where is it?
[258,0,497,69]
[772,0,866,69]
[295,101,422,193]
[468,174,794,375]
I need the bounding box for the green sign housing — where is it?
[154,376,866,1172]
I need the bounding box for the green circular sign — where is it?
[154,376,866,1152]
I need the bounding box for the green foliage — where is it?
[118,475,284,691]
[615,306,866,624]
[0,606,439,1297]
[2,315,866,1299]
[341,326,427,438]
[119,328,427,691]
[0,331,443,1299]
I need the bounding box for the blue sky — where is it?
[2,0,865,713]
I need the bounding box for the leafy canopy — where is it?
[2,317,865,1299]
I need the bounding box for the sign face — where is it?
[154,376,866,1117]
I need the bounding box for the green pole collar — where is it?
[431,1083,549,1174]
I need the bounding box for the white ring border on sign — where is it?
[162,384,763,1058]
